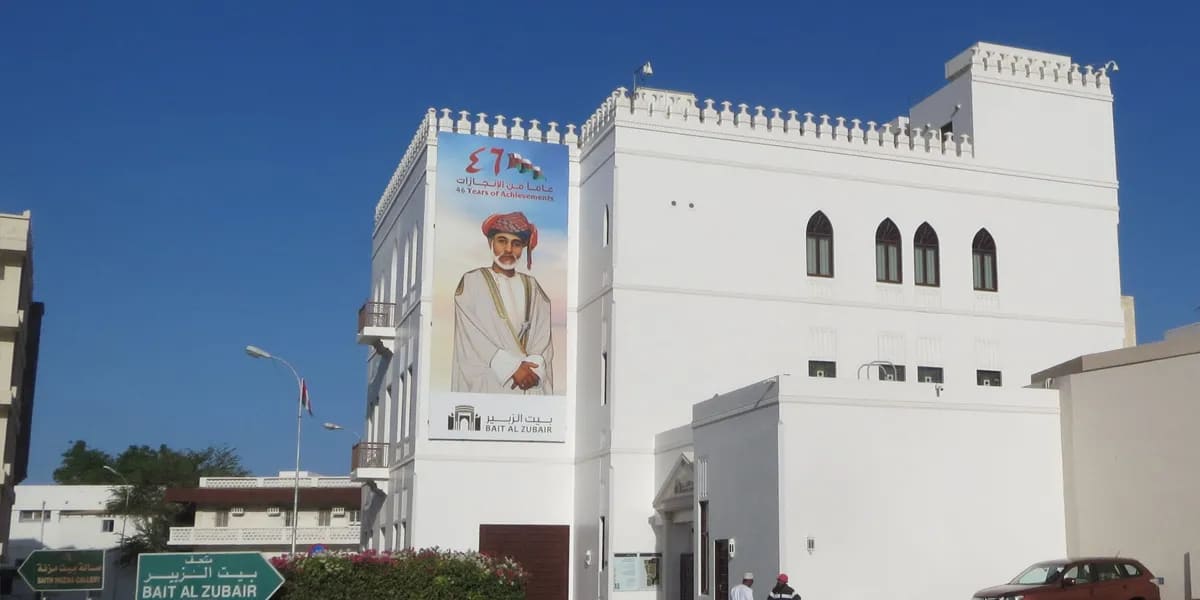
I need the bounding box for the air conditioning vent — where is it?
[332,507,346,517]
[230,507,245,516]
[266,506,281,516]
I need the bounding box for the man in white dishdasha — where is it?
[451,211,554,395]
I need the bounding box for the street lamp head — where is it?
[102,465,120,476]
[322,422,344,431]
[245,345,272,359]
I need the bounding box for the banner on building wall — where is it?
[428,131,568,442]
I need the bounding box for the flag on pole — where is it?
[300,378,313,416]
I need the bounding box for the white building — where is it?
[0,211,44,566]
[165,471,361,557]
[356,41,1129,600]
[6,484,133,600]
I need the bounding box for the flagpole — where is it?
[290,377,303,556]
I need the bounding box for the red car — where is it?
[974,558,1160,600]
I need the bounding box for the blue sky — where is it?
[2,1,1196,482]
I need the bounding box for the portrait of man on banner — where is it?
[451,211,555,395]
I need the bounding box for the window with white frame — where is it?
[18,510,50,522]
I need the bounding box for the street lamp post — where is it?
[102,465,130,600]
[245,344,305,556]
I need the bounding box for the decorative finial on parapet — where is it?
[834,116,847,141]
[866,121,880,146]
[736,103,749,127]
[753,106,766,129]
[475,113,489,135]
[850,119,863,143]
[702,99,717,122]
[439,108,453,131]
[770,108,784,131]
[547,122,561,144]
[720,101,733,125]
[494,115,508,138]
[786,110,799,134]
[511,117,525,139]
[565,124,578,145]
[528,119,542,141]
[818,114,831,138]
[959,133,973,157]
[457,110,472,132]
[802,112,815,136]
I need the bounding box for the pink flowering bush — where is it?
[269,548,527,600]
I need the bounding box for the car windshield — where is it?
[1010,563,1067,585]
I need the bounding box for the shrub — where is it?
[269,548,527,600]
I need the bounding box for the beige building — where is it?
[1034,322,1200,600]
[0,210,43,564]
[165,472,362,556]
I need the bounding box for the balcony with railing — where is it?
[350,442,389,485]
[357,302,396,353]
[168,526,360,547]
[199,475,359,489]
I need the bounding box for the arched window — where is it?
[972,229,998,291]
[875,219,902,283]
[913,222,940,286]
[806,211,834,277]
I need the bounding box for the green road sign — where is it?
[17,549,105,591]
[136,552,284,600]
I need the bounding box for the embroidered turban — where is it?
[482,212,539,268]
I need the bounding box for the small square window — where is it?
[101,519,115,533]
[18,510,50,522]
[878,365,906,381]
[977,370,1002,387]
[808,360,837,378]
[917,366,944,384]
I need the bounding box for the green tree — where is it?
[52,440,115,484]
[53,441,250,563]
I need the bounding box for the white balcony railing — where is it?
[168,526,360,546]
[198,476,359,489]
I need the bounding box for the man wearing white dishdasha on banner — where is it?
[451,211,554,395]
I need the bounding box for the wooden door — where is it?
[479,524,569,600]
[680,552,694,600]
[715,539,730,600]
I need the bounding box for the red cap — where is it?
[777,574,789,583]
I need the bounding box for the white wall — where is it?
[410,459,573,551]
[363,142,427,549]
[776,377,1065,600]
[1058,352,1200,600]
[692,384,781,599]
[9,485,133,600]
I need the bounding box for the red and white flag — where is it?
[300,378,313,416]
